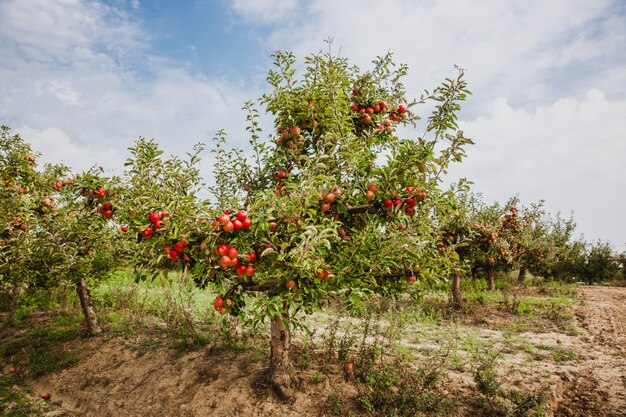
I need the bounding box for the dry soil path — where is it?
[554,286,626,417]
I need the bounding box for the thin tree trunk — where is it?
[452,273,463,309]
[77,278,102,335]
[181,264,188,283]
[487,268,496,291]
[517,265,527,284]
[268,301,292,401]
[9,284,23,311]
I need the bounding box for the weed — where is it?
[552,347,578,363]
[310,372,323,384]
[0,375,45,417]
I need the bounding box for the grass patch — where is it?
[0,375,45,417]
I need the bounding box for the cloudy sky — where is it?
[1,0,624,249]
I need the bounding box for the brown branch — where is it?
[241,281,276,292]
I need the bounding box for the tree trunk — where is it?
[76,278,102,335]
[487,268,495,291]
[451,273,463,309]
[268,301,292,401]
[517,265,527,284]
[9,284,23,311]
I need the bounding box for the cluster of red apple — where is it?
[319,189,339,212]
[350,98,407,130]
[276,125,303,150]
[275,169,288,196]
[140,211,170,239]
[52,178,72,191]
[382,186,426,216]
[213,296,233,314]
[38,197,57,215]
[164,239,189,261]
[216,243,256,277]
[314,268,331,281]
[97,201,114,220]
[213,210,252,233]
[9,216,26,231]
[501,207,520,232]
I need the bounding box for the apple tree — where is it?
[0,126,126,333]
[180,48,476,397]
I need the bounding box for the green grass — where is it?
[0,375,45,417]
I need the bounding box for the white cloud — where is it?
[17,125,121,173]
[226,0,626,248]
[0,0,257,178]
[230,0,299,23]
[230,0,625,106]
[451,90,626,249]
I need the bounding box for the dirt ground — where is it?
[551,286,626,416]
[4,285,626,417]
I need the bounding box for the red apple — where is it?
[286,280,296,290]
[233,219,243,230]
[9,367,16,374]
[384,199,393,209]
[406,275,416,284]
[248,252,257,262]
[368,183,377,193]
[219,256,230,269]
[217,244,229,257]
[236,210,248,222]
[228,247,238,259]
[246,265,255,277]
[365,190,375,201]
[324,193,335,203]
[236,264,247,277]
[149,212,160,223]
[320,203,330,212]
[102,210,113,220]
[398,104,407,113]
[41,392,51,400]
[169,250,179,260]
[242,218,252,229]
[223,222,235,232]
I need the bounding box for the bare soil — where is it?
[2,285,625,417]
[551,286,626,417]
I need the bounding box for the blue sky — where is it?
[1,0,625,249]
